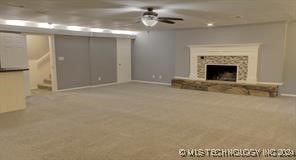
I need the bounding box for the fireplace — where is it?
[188,44,261,83]
[206,65,237,82]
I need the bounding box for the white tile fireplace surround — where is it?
[188,43,261,84]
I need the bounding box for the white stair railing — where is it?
[36,52,50,67]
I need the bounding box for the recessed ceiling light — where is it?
[67,26,83,31]
[37,23,55,29]
[207,23,214,27]
[5,20,26,26]
[90,28,104,33]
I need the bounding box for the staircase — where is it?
[37,75,52,91]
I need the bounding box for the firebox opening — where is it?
[206,65,237,82]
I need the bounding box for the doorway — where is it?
[117,38,131,83]
[26,34,56,94]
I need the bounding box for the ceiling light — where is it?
[5,20,26,26]
[207,23,214,27]
[141,15,158,27]
[67,26,83,31]
[111,30,138,35]
[37,23,55,29]
[90,28,104,33]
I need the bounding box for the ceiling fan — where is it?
[140,7,184,27]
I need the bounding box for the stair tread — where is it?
[38,83,52,91]
[44,78,52,84]
[38,83,51,86]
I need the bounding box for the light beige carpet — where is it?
[0,82,295,160]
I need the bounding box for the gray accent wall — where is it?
[89,37,117,85]
[55,35,90,89]
[133,23,295,94]
[175,23,286,83]
[55,35,117,90]
[281,22,296,94]
[133,31,176,83]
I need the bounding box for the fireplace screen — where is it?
[206,65,237,82]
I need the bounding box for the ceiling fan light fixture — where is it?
[141,15,158,27]
[207,23,214,27]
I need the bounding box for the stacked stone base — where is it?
[171,79,279,97]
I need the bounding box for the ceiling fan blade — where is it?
[158,20,175,24]
[158,17,184,21]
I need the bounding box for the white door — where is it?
[117,38,131,83]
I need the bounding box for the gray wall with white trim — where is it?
[281,22,296,94]
[133,22,295,94]
[55,35,117,90]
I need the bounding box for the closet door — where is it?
[89,37,117,85]
[55,35,90,90]
[117,38,131,83]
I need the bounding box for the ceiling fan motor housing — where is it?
[142,11,158,17]
[141,9,159,27]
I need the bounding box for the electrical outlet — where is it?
[159,75,162,79]
[57,57,65,61]
[98,77,102,81]
[152,75,156,79]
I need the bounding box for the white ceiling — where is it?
[0,0,295,30]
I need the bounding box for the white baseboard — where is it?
[132,80,171,86]
[281,93,296,97]
[57,81,129,92]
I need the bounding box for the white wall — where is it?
[26,35,51,89]
[27,35,50,60]
[28,58,50,89]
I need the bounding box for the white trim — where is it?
[281,93,296,97]
[187,43,262,48]
[188,43,261,84]
[57,82,129,92]
[49,35,58,92]
[132,80,171,86]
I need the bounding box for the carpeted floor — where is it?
[0,82,295,160]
